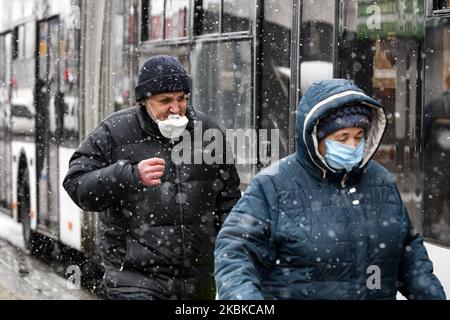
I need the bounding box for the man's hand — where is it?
[137,158,165,187]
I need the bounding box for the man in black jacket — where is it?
[63,55,241,300]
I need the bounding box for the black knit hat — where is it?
[317,105,373,141]
[135,55,191,102]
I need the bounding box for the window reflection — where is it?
[165,0,188,39]
[261,0,292,159]
[142,0,164,40]
[0,32,12,213]
[423,17,450,245]
[191,40,252,183]
[300,0,334,93]
[433,0,450,10]
[338,0,425,230]
[138,46,190,78]
[191,40,251,130]
[111,6,128,112]
[222,0,250,33]
[195,0,221,35]
[12,25,25,60]
[54,18,81,147]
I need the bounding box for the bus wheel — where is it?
[18,168,52,256]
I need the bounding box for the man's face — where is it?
[144,91,187,121]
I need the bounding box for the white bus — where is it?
[0,0,89,256]
[0,1,449,293]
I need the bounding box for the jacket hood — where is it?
[295,79,387,180]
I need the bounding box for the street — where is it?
[0,238,99,300]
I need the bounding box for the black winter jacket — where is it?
[63,105,241,299]
[215,79,445,300]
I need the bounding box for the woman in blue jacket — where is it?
[214,79,445,300]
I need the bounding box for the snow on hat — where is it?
[135,55,191,102]
[317,105,373,141]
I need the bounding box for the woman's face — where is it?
[318,127,365,157]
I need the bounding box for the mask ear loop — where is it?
[144,99,159,123]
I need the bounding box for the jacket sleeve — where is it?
[62,124,142,212]
[396,188,446,300]
[214,174,277,300]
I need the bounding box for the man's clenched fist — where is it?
[137,157,165,187]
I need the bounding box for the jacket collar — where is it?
[295,152,364,188]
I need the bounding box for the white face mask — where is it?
[156,114,188,139]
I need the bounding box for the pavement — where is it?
[0,211,448,300]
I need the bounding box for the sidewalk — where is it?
[0,213,98,300]
[0,212,24,249]
[0,212,448,299]
[424,242,450,299]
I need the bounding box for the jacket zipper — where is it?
[173,140,186,299]
[120,237,129,271]
[341,187,358,298]
[341,173,349,188]
[342,180,364,298]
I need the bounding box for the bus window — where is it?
[300,0,335,93]
[191,40,251,131]
[141,0,164,41]
[138,45,190,78]
[337,0,426,232]
[60,18,81,145]
[0,31,12,213]
[141,0,189,41]
[191,40,252,183]
[111,4,128,112]
[433,0,450,10]
[12,25,27,60]
[11,22,34,136]
[260,0,293,159]
[194,0,250,35]
[194,0,221,35]
[423,16,450,246]
[222,0,251,33]
[165,0,189,39]
[0,32,12,96]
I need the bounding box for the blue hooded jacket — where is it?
[214,79,446,300]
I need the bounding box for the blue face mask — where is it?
[324,138,365,172]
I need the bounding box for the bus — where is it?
[0,0,449,271]
[0,0,88,256]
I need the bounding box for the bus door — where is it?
[0,32,13,214]
[35,17,61,237]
